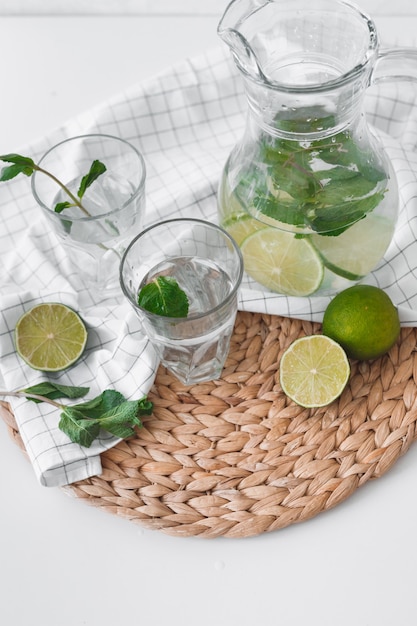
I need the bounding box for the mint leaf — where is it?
[310,191,385,236]
[59,406,101,448]
[59,389,153,446]
[0,154,35,181]
[96,400,144,439]
[275,112,336,134]
[0,153,36,167]
[0,164,33,181]
[57,392,153,447]
[72,389,126,419]
[77,159,107,199]
[54,201,73,214]
[313,166,359,183]
[136,397,154,415]
[252,194,306,228]
[98,397,153,438]
[138,276,189,318]
[236,115,388,236]
[21,382,89,402]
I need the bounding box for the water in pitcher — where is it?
[218,113,398,296]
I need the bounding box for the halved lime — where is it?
[15,303,88,371]
[240,228,324,296]
[310,214,395,281]
[279,335,350,408]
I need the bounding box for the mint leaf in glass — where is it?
[138,276,189,318]
[0,152,106,216]
[77,159,107,200]
[54,201,73,214]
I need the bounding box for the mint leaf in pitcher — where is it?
[235,113,388,236]
[138,276,189,318]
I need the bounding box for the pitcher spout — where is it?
[218,0,272,82]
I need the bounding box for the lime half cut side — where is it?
[240,228,324,296]
[310,214,395,281]
[279,335,350,408]
[15,303,88,371]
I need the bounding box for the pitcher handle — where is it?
[372,47,417,84]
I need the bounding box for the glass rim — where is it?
[31,133,146,221]
[120,217,244,322]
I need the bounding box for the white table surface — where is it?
[1,2,417,625]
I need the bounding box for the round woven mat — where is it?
[2,311,417,538]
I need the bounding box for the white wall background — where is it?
[0,0,227,15]
[0,0,415,150]
[0,0,413,16]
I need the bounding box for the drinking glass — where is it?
[120,218,244,385]
[31,134,146,295]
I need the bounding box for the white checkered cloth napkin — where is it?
[1,46,417,487]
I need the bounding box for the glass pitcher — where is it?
[217,0,417,297]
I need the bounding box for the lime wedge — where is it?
[279,335,350,408]
[311,214,395,281]
[15,303,88,371]
[240,228,323,296]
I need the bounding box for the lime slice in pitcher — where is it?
[15,303,88,371]
[222,213,267,245]
[311,214,394,281]
[240,227,323,296]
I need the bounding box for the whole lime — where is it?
[322,285,400,360]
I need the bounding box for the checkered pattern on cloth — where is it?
[1,46,417,486]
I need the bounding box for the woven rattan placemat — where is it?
[2,311,417,538]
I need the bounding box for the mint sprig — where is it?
[0,383,153,448]
[0,153,107,216]
[138,276,189,318]
[0,151,121,256]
